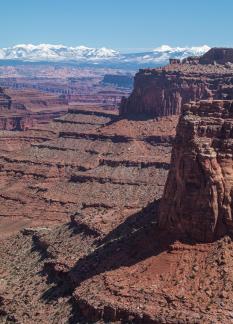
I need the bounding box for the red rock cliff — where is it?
[159,100,233,242]
[120,49,233,117]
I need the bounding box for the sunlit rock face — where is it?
[159,100,233,242]
[120,48,233,117]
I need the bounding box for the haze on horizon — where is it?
[1,0,232,52]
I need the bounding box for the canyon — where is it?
[0,64,133,131]
[1,48,233,323]
[0,65,132,114]
[0,86,68,131]
[0,104,176,237]
[0,104,177,322]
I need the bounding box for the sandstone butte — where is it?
[120,47,233,116]
[1,48,233,323]
[159,100,233,242]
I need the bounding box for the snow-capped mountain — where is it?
[120,45,210,66]
[0,44,119,61]
[0,44,210,68]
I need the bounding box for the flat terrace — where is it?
[0,106,176,235]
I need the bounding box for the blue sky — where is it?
[1,0,233,52]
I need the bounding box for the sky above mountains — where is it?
[1,0,232,51]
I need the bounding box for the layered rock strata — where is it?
[0,106,176,237]
[120,49,233,117]
[159,100,233,242]
[63,100,233,323]
[0,87,69,131]
[2,102,233,323]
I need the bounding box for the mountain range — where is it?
[0,44,210,69]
